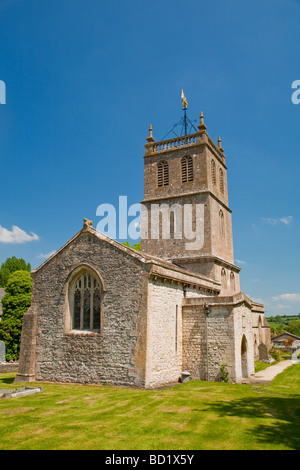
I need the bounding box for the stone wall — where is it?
[141,191,235,273]
[15,303,37,382]
[182,302,235,381]
[145,279,184,388]
[141,192,211,261]
[17,231,149,387]
[232,304,255,381]
[182,298,256,382]
[0,363,19,373]
[209,193,234,265]
[144,276,219,388]
[182,304,208,380]
[206,305,235,381]
[143,144,207,201]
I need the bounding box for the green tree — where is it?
[286,320,300,337]
[0,257,31,288]
[132,242,141,251]
[122,242,131,248]
[0,270,32,361]
[122,241,141,251]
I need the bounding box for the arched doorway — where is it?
[241,335,248,378]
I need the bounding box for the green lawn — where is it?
[254,360,279,373]
[0,364,299,450]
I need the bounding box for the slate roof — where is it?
[272,331,300,341]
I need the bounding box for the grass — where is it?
[0,364,300,450]
[254,360,279,373]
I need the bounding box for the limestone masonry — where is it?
[16,110,271,388]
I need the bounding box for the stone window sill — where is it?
[65,330,101,337]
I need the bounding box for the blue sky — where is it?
[0,0,299,316]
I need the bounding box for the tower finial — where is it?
[146,124,155,143]
[218,136,224,152]
[197,111,207,133]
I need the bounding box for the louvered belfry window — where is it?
[157,161,169,187]
[219,168,224,194]
[211,159,216,185]
[181,156,193,183]
[72,272,101,332]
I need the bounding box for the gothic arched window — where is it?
[157,160,169,187]
[181,156,193,183]
[69,270,102,332]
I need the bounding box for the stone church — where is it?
[16,108,271,388]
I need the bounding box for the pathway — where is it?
[249,360,294,384]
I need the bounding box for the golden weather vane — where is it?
[159,90,197,139]
[181,89,188,109]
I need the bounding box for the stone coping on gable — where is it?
[32,225,221,294]
[172,255,241,273]
[149,265,220,294]
[182,291,264,312]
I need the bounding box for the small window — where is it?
[181,156,193,183]
[70,271,102,332]
[221,268,227,290]
[158,160,169,187]
[219,210,225,239]
[230,272,235,291]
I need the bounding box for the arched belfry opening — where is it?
[241,335,248,378]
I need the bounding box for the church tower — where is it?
[141,103,241,295]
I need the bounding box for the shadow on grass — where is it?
[203,395,300,450]
[0,374,16,385]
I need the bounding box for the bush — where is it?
[269,346,283,362]
[0,270,32,361]
[219,364,229,383]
